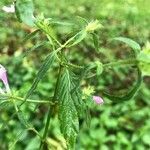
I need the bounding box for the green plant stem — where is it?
[65,58,138,69]
[0,94,54,104]
[103,58,138,68]
[40,64,63,150]
[10,95,54,104]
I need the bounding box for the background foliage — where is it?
[0,0,150,149]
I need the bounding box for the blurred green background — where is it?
[0,0,150,149]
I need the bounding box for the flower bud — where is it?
[0,64,11,94]
[137,42,150,76]
[85,20,103,32]
[93,96,104,105]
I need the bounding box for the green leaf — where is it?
[95,61,103,76]
[137,43,150,76]
[58,69,81,149]
[92,33,99,52]
[138,61,150,76]
[23,29,40,42]
[103,68,142,103]
[67,30,87,47]
[9,130,28,150]
[0,100,10,109]
[17,110,30,127]
[25,51,56,100]
[0,94,9,100]
[49,20,73,26]
[70,72,84,116]
[112,37,141,55]
[15,0,35,26]
[23,41,49,57]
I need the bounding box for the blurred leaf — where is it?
[67,30,87,47]
[9,130,27,150]
[0,94,9,100]
[95,61,103,76]
[23,41,49,57]
[25,51,57,100]
[92,33,99,52]
[103,68,142,102]
[50,20,73,26]
[137,44,150,76]
[23,29,40,42]
[0,100,10,109]
[17,110,30,127]
[15,0,35,26]
[142,133,150,145]
[112,37,141,55]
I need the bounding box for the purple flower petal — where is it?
[0,64,11,94]
[93,96,104,104]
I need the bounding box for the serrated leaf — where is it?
[58,69,81,149]
[15,0,35,26]
[23,29,40,42]
[103,68,142,103]
[70,72,84,116]
[67,30,87,47]
[75,16,88,28]
[92,33,99,52]
[25,51,56,100]
[112,37,141,55]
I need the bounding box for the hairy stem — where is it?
[0,94,55,104]
[103,58,138,68]
[65,58,138,69]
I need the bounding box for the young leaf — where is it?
[9,130,28,150]
[67,30,87,47]
[95,61,103,76]
[112,37,141,56]
[15,0,35,26]
[0,100,10,109]
[23,41,49,57]
[58,69,80,149]
[0,94,9,100]
[92,32,99,52]
[25,51,56,100]
[103,68,142,103]
[17,110,30,128]
[23,29,40,42]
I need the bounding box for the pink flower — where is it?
[0,64,11,94]
[93,96,104,104]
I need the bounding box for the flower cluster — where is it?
[137,42,150,76]
[0,64,11,94]
[82,86,104,105]
[85,20,103,32]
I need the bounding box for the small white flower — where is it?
[2,4,15,13]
